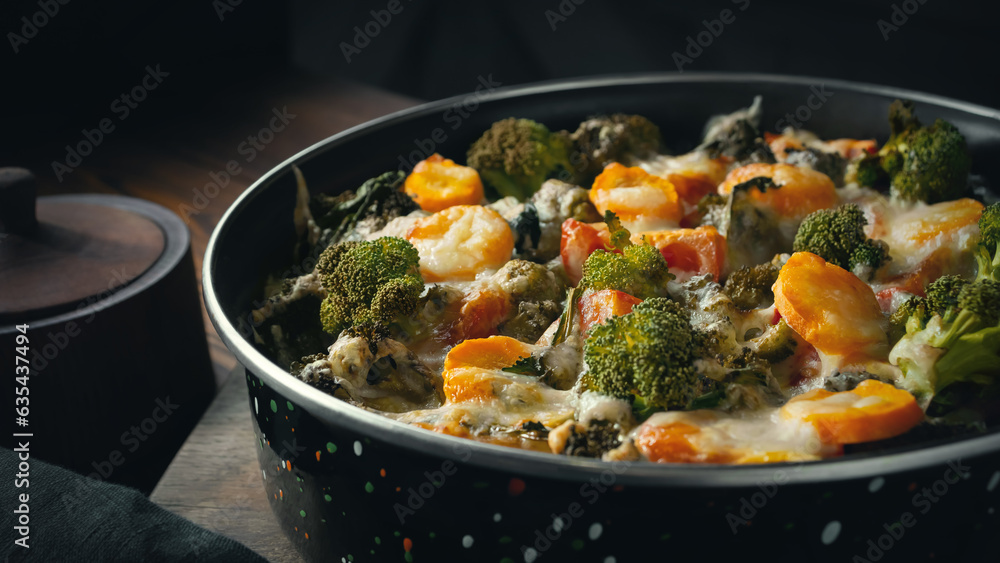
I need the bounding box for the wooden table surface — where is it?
[26,70,420,561]
[151,367,303,562]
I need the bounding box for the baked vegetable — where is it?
[316,237,424,335]
[857,99,972,203]
[403,153,484,212]
[466,118,572,201]
[583,298,701,413]
[975,202,1000,282]
[568,113,663,183]
[792,203,890,279]
[579,212,675,301]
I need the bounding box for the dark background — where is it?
[3,0,998,168]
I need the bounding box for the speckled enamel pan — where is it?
[205,73,1000,562]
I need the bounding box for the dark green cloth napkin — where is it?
[1,448,268,562]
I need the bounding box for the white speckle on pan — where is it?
[261,469,266,480]
[254,397,258,414]
[553,517,565,533]
[821,520,842,545]
[987,471,1000,492]
[589,522,603,540]
[462,535,474,548]
[603,557,617,563]
[493,512,502,522]
[354,440,363,456]
[868,477,885,493]
[524,547,538,562]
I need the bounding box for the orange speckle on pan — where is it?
[285,416,288,420]
[279,489,284,499]
[291,428,296,432]
[315,451,321,461]
[274,493,277,500]
[396,487,401,492]
[508,478,526,496]
[380,468,386,477]
[294,527,298,532]
[286,460,292,471]
[305,533,309,540]
[403,538,413,552]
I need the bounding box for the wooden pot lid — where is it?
[0,168,165,321]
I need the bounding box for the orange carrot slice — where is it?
[780,380,923,444]
[444,335,534,372]
[720,163,837,220]
[773,252,887,359]
[403,154,485,212]
[442,336,534,403]
[590,163,683,226]
[635,422,735,464]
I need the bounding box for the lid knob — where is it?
[0,167,38,235]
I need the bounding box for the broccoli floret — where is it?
[723,261,781,310]
[935,279,1000,349]
[568,114,663,183]
[926,275,970,317]
[579,211,674,300]
[310,171,420,243]
[695,192,729,229]
[888,275,970,342]
[889,278,1000,407]
[467,118,573,201]
[494,259,566,343]
[823,371,883,392]
[784,147,847,186]
[792,204,890,277]
[866,100,972,203]
[697,96,776,166]
[583,298,701,412]
[974,202,1000,282]
[723,177,790,269]
[751,319,799,363]
[316,237,424,335]
[689,349,784,412]
[559,420,625,458]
